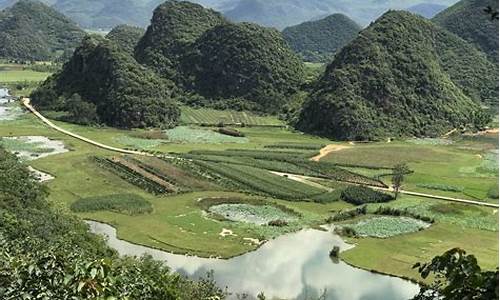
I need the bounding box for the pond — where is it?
[87,221,419,300]
[0,88,22,121]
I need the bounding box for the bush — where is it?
[267,219,288,227]
[327,206,367,222]
[373,206,434,223]
[216,128,245,137]
[335,226,357,237]
[341,186,394,205]
[70,194,153,215]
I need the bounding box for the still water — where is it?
[87,221,419,300]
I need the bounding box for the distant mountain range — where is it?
[407,3,447,18]
[0,0,460,29]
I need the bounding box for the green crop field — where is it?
[180,106,285,127]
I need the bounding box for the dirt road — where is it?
[310,144,350,162]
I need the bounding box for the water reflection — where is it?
[87,221,419,300]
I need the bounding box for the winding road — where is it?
[22,98,499,208]
[22,98,168,157]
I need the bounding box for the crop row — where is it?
[186,149,388,187]
[264,143,326,150]
[93,157,170,195]
[193,161,328,201]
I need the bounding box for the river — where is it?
[87,220,420,300]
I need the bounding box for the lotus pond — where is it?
[208,203,298,225]
[340,216,431,238]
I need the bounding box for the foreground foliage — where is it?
[413,248,498,299]
[0,147,225,299]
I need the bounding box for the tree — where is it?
[66,93,99,125]
[412,248,499,300]
[391,163,410,199]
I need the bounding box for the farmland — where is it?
[180,106,285,127]
[0,76,498,282]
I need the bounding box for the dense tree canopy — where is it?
[296,11,495,141]
[282,13,361,63]
[31,35,180,128]
[0,0,85,61]
[0,147,225,299]
[182,22,305,113]
[433,0,499,63]
[106,24,145,55]
[135,0,226,82]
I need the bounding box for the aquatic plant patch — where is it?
[208,203,297,225]
[406,138,453,145]
[341,216,431,238]
[164,126,248,144]
[71,194,153,215]
[114,135,167,149]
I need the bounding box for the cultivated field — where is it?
[180,106,285,127]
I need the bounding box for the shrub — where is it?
[341,186,394,205]
[335,226,357,237]
[373,206,434,223]
[216,128,245,137]
[327,206,367,222]
[416,183,464,192]
[268,219,288,227]
[70,194,153,215]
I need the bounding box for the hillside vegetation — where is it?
[433,0,499,62]
[135,0,226,81]
[136,1,305,113]
[296,11,495,141]
[182,22,305,113]
[282,13,361,63]
[31,35,180,128]
[0,0,85,61]
[106,24,145,55]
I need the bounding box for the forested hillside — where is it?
[296,11,495,141]
[0,0,85,61]
[433,0,499,62]
[135,0,226,82]
[0,147,224,299]
[182,22,305,112]
[106,24,145,55]
[31,35,180,128]
[136,1,304,113]
[282,14,361,63]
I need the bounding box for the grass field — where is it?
[322,139,499,202]
[0,63,51,83]
[180,106,285,127]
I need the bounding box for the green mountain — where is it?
[433,0,499,62]
[106,24,145,55]
[282,13,361,63]
[135,0,226,81]
[31,35,179,128]
[182,22,305,112]
[0,0,85,61]
[296,11,496,141]
[136,1,305,113]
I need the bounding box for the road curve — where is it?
[22,98,168,158]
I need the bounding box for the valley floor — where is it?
[0,85,498,283]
